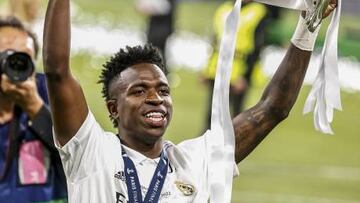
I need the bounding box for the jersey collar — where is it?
[121,144,160,165]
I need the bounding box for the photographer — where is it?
[0,16,67,203]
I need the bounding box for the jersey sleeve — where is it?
[53,110,111,183]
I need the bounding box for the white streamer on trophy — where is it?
[255,0,342,134]
[303,0,342,134]
[205,1,241,202]
[205,0,341,202]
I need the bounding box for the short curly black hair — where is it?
[0,16,39,59]
[98,44,165,126]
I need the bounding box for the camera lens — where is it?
[8,54,29,71]
[0,51,34,82]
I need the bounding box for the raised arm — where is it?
[43,0,88,146]
[233,0,337,163]
[234,44,310,163]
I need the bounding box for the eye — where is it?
[159,87,170,96]
[131,88,146,96]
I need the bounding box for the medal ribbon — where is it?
[121,147,169,203]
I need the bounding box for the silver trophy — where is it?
[305,0,331,32]
[254,0,331,32]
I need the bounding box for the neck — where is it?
[0,98,14,124]
[119,135,163,159]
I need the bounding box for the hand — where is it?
[322,0,337,18]
[1,74,44,119]
[305,0,337,32]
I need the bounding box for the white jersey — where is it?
[55,111,238,203]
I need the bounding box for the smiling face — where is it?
[107,63,172,146]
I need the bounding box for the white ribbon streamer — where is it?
[205,1,241,202]
[254,0,342,134]
[303,0,342,134]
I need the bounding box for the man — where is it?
[202,0,270,129]
[136,0,177,75]
[43,0,337,202]
[0,16,67,202]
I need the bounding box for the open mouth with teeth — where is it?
[143,111,167,127]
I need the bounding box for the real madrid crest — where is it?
[175,181,195,196]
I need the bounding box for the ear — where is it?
[106,99,119,120]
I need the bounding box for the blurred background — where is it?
[1,0,359,202]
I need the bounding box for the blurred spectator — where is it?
[201,0,270,129]
[264,5,284,46]
[136,0,177,75]
[0,16,67,203]
[9,0,41,25]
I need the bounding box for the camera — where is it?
[0,50,34,83]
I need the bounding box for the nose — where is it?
[145,91,164,105]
